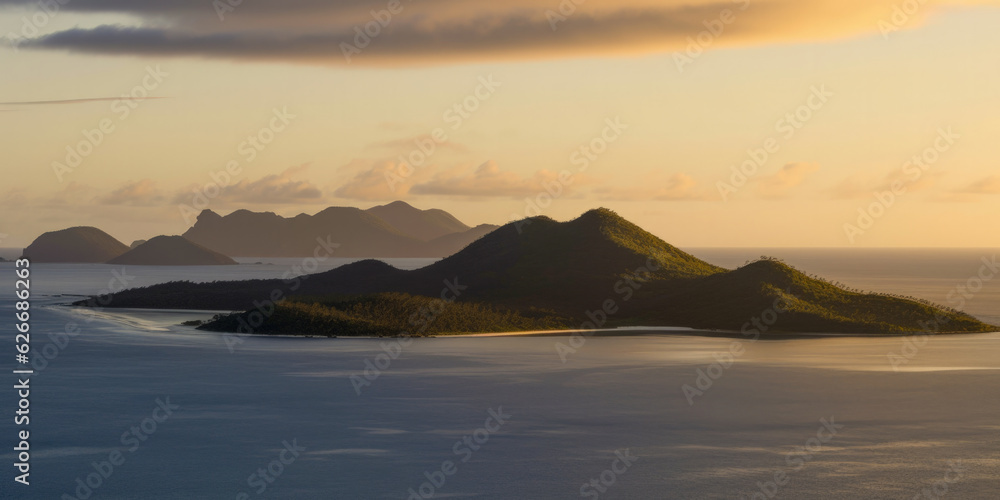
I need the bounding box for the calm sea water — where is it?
[0,249,997,499]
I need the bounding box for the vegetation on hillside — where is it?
[77,208,998,336]
[198,293,567,336]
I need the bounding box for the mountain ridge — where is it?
[182,202,493,258]
[74,208,997,335]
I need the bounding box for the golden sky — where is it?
[1,0,999,248]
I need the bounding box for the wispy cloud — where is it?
[0,97,167,106]
[410,161,576,198]
[99,179,164,206]
[333,159,429,201]
[173,165,323,205]
[959,175,1000,194]
[829,169,939,200]
[593,172,706,201]
[756,162,820,199]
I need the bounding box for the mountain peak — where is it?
[379,200,417,210]
[197,209,222,223]
[573,207,628,228]
[366,201,470,241]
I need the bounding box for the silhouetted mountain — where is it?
[365,201,470,240]
[424,224,500,256]
[107,236,237,266]
[130,240,147,249]
[182,204,488,258]
[23,227,129,263]
[78,209,996,335]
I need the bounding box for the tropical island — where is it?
[72,209,997,337]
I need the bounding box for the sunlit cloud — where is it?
[6,0,994,66]
[335,160,412,201]
[410,160,576,198]
[755,162,820,199]
[98,179,164,206]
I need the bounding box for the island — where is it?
[23,227,130,263]
[75,209,997,337]
[107,236,238,266]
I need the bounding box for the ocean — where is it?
[0,249,997,499]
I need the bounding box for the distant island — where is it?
[108,236,237,266]
[23,226,130,263]
[21,228,234,266]
[22,201,498,263]
[74,209,997,336]
[184,201,497,258]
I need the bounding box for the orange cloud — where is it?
[756,162,820,199]
[13,0,995,66]
[99,179,164,206]
[411,161,575,198]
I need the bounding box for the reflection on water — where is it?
[0,255,998,499]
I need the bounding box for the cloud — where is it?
[6,0,993,66]
[959,175,1000,194]
[755,162,820,199]
[829,168,939,200]
[410,161,573,198]
[368,134,468,154]
[0,97,166,106]
[334,160,419,201]
[222,165,322,204]
[47,182,100,207]
[174,165,323,205]
[593,172,706,201]
[98,179,164,205]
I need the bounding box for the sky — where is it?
[1,0,998,249]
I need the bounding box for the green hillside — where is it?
[78,208,997,336]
